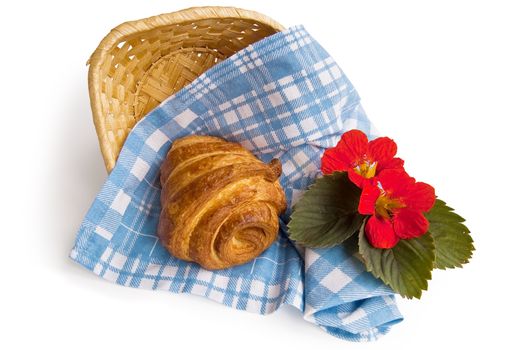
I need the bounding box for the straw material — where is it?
[88,6,285,171]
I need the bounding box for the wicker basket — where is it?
[88,6,285,171]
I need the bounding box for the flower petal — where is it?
[348,168,368,188]
[341,129,369,159]
[321,129,368,174]
[367,136,397,163]
[365,216,400,249]
[393,208,430,239]
[321,147,353,174]
[403,182,436,212]
[358,180,381,215]
[376,169,415,198]
[376,157,405,173]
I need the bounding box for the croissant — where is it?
[157,135,287,270]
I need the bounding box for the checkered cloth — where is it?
[70,25,402,341]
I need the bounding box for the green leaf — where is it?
[343,230,361,257]
[358,222,435,299]
[288,172,365,248]
[425,198,474,269]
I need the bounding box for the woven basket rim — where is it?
[87,6,285,171]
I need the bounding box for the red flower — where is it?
[358,169,436,249]
[321,129,404,188]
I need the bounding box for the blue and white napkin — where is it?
[70,25,402,341]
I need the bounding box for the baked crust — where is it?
[157,135,286,270]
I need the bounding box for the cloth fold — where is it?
[70,25,402,341]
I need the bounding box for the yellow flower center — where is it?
[375,193,405,219]
[354,160,378,179]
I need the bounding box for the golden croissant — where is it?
[157,135,287,270]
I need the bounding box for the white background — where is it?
[1,0,524,349]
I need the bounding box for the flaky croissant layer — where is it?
[157,135,287,270]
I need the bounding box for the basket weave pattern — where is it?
[88,7,284,171]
